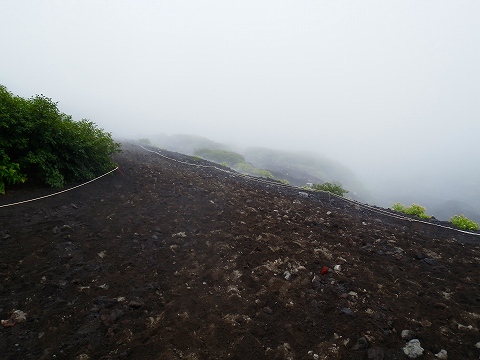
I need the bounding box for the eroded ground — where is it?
[1,143,479,359]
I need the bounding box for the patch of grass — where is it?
[450,215,478,231]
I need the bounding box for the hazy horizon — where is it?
[1,1,479,219]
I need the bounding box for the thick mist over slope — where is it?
[145,133,480,223]
[2,1,479,222]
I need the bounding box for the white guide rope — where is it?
[0,167,119,208]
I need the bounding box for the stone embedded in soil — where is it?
[263,306,273,315]
[435,349,448,359]
[340,307,355,316]
[352,336,369,350]
[403,339,424,358]
[401,329,416,341]
[128,300,144,309]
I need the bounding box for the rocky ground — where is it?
[1,142,479,360]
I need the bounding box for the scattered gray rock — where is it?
[401,329,416,341]
[263,306,273,315]
[340,308,355,316]
[414,252,427,260]
[128,300,143,309]
[284,271,292,280]
[172,231,187,238]
[423,258,436,266]
[435,349,448,359]
[352,336,369,350]
[298,192,309,198]
[403,339,424,358]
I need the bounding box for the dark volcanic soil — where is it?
[1,143,479,360]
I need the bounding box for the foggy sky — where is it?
[1,1,479,214]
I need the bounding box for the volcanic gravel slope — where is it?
[0,142,479,360]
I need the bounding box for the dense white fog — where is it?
[1,1,479,220]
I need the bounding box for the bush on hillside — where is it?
[450,215,478,231]
[0,85,121,192]
[391,203,431,219]
[234,162,274,179]
[311,182,349,197]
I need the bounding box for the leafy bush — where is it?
[392,202,405,212]
[450,215,479,231]
[0,155,27,194]
[391,203,431,219]
[311,182,348,197]
[404,204,430,219]
[0,85,121,192]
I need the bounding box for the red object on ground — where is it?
[321,266,329,275]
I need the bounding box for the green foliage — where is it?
[391,203,431,219]
[392,202,405,212]
[194,148,245,167]
[220,162,228,167]
[279,179,289,185]
[234,162,274,179]
[450,215,479,231]
[403,204,430,218]
[0,155,27,194]
[311,182,348,197]
[0,84,121,192]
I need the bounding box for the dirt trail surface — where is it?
[1,143,479,360]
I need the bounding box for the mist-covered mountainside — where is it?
[149,133,231,156]
[147,134,370,201]
[243,147,371,201]
[1,143,479,359]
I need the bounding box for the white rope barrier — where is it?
[0,167,119,208]
[134,143,480,237]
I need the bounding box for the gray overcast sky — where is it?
[1,1,479,209]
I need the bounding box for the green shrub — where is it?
[311,182,348,197]
[450,215,479,231]
[403,204,430,219]
[0,84,121,192]
[391,203,431,219]
[392,202,405,212]
[234,162,274,178]
[0,155,27,194]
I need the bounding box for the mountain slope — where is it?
[0,142,479,359]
